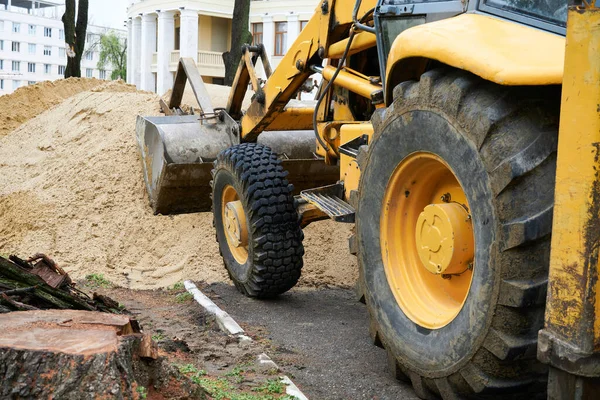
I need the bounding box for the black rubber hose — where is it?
[312,29,356,152]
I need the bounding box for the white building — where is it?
[126,0,319,95]
[0,0,125,95]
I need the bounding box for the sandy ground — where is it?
[0,79,357,290]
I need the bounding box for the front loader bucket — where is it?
[136,57,338,215]
[136,113,235,214]
[137,115,338,215]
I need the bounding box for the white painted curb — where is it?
[184,280,244,335]
[281,376,309,400]
[184,280,309,399]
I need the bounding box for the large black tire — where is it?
[212,143,304,298]
[356,68,561,399]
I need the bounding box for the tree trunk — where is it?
[0,310,206,399]
[0,310,150,398]
[223,0,252,86]
[63,0,89,78]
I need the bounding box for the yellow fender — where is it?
[385,13,565,104]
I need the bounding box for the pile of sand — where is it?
[0,81,356,290]
[0,78,112,138]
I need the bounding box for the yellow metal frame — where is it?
[385,13,565,104]
[238,0,378,142]
[538,5,600,390]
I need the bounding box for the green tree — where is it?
[97,32,127,80]
[62,0,89,78]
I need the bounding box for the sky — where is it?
[88,0,129,30]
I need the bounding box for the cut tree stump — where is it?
[0,310,159,399]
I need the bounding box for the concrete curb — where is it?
[184,280,309,400]
[184,280,244,335]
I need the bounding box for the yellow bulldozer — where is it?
[136,0,600,398]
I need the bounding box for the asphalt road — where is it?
[204,283,419,400]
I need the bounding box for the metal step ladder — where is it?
[300,183,355,223]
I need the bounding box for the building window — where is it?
[44,27,52,37]
[29,25,36,35]
[274,22,287,56]
[85,51,93,61]
[58,65,66,75]
[86,33,94,43]
[0,40,3,51]
[0,21,4,31]
[59,48,66,58]
[44,46,51,56]
[12,61,20,72]
[28,43,36,54]
[252,23,263,45]
[59,29,65,40]
[13,22,20,33]
[86,68,93,78]
[12,42,20,52]
[44,64,51,74]
[99,70,106,80]
[28,62,35,73]
[28,81,35,85]
[0,60,3,70]
[13,80,20,90]
[0,80,3,90]
[300,20,308,31]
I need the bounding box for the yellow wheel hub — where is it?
[222,185,249,264]
[415,203,474,275]
[380,152,475,329]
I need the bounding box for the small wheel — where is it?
[212,143,304,298]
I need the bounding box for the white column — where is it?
[287,14,299,51]
[7,0,11,11]
[126,19,133,84]
[262,15,274,57]
[131,16,142,88]
[179,9,199,62]
[157,10,177,96]
[140,13,157,92]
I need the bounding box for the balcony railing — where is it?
[150,50,225,77]
[170,50,180,64]
[197,51,224,67]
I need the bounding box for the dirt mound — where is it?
[0,78,138,138]
[0,85,356,290]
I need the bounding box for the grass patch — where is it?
[152,332,165,342]
[84,273,112,288]
[178,362,294,400]
[175,292,193,303]
[178,364,200,375]
[253,379,285,395]
[136,385,147,399]
[168,282,185,291]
